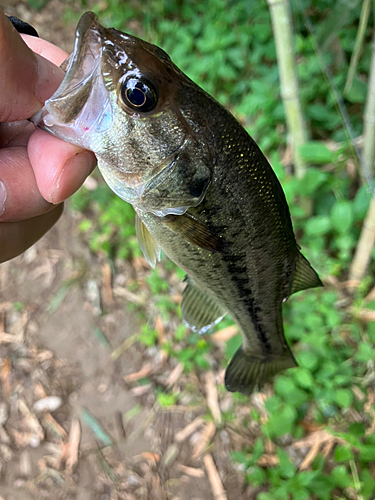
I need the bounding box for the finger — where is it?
[0,204,63,264]
[0,146,54,222]
[0,12,64,121]
[21,33,68,67]
[28,129,97,204]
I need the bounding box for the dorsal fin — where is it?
[135,213,161,268]
[182,277,226,334]
[290,252,323,295]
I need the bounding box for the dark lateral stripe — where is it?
[200,198,272,354]
[221,251,272,355]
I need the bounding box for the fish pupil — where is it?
[126,87,146,107]
[121,78,158,112]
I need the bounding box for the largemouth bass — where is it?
[32,12,322,394]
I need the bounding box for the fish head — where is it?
[32,12,213,215]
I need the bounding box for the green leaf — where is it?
[358,444,375,462]
[225,334,242,360]
[305,216,332,236]
[353,184,371,220]
[251,438,265,464]
[299,142,334,164]
[157,392,177,407]
[297,471,318,487]
[297,350,319,371]
[258,493,274,500]
[330,200,353,233]
[298,168,329,196]
[308,476,335,500]
[246,466,266,486]
[276,448,295,479]
[294,368,314,389]
[334,388,353,408]
[274,376,296,396]
[334,445,353,462]
[348,422,365,436]
[265,395,282,413]
[355,342,374,362]
[264,405,296,437]
[346,75,367,103]
[81,409,114,447]
[293,489,310,500]
[331,465,351,488]
[360,469,375,498]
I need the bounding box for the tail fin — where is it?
[224,347,297,395]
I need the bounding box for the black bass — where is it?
[32,12,322,394]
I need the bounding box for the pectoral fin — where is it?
[161,213,222,252]
[290,252,323,295]
[182,277,226,334]
[135,213,161,268]
[225,347,297,395]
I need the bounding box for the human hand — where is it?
[0,12,96,263]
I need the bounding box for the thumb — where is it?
[0,10,64,122]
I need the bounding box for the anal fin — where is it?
[225,347,297,395]
[182,277,226,334]
[135,213,161,268]
[290,252,323,295]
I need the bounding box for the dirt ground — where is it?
[0,4,252,499]
[1,206,248,500]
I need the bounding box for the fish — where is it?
[32,12,323,395]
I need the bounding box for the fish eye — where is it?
[120,77,158,112]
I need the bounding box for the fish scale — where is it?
[32,11,322,394]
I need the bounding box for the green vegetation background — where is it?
[33,0,375,498]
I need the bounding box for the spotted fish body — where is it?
[32,12,322,394]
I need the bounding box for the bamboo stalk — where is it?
[344,0,372,96]
[348,27,375,284]
[362,32,375,177]
[267,0,308,178]
[349,198,375,283]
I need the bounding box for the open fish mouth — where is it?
[31,12,112,148]
[31,12,209,215]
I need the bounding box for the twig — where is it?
[113,287,147,305]
[175,417,204,443]
[349,199,375,284]
[123,351,167,382]
[101,262,113,307]
[111,333,138,360]
[205,372,222,425]
[165,362,184,389]
[192,422,216,460]
[65,419,81,474]
[177,464,205,478]
[299,439,323,471]
[203,454,227,500]
[0,358,11,398]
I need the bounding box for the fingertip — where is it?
[21,34,68,67]
[28,129,97,203]
[51,151,97,204]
